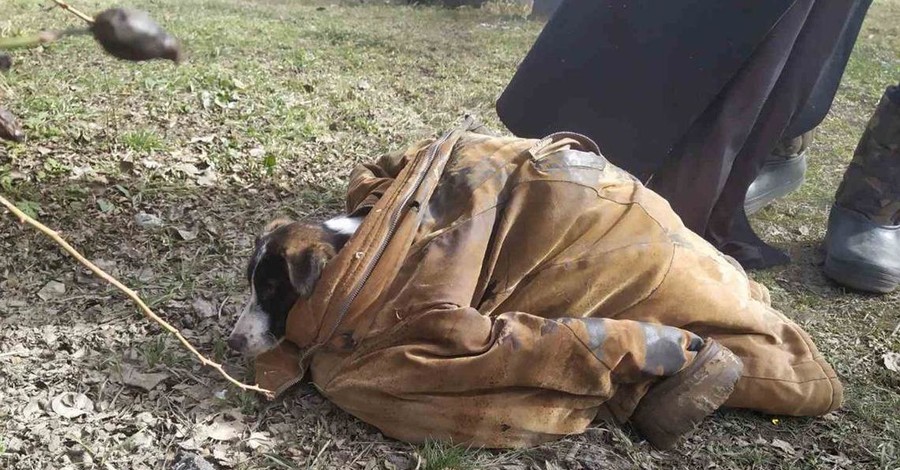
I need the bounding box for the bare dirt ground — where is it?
[1,0,898,469]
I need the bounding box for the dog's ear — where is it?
[285,244,335,298]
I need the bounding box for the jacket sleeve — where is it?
[321,304,700,448]
[345,138,434,215]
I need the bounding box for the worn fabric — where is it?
[835,84,900,226]
[254,127,842,448]
[497,0,872,269]
[772,130,815,160]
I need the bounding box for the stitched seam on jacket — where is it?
[556,320,617,374]
[790,322,837,411]
[407,178,664,261]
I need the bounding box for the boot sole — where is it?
[745,154,807,216]
[823,255,899,294]
[630,340,743,450]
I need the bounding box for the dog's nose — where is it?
[227,334,247,352]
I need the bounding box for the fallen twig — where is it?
[0,28,90,50]
[51,0,96,24]
[0,195,275,399]
[0,349,30,359]
[309,439,333,469]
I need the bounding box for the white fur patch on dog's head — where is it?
[229,285,280,356]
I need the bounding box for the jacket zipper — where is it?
[317,128,459,345]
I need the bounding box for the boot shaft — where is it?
[834,84,900,225]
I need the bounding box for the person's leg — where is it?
[646,0,815,240]
[605,217,843,417]
[650,0,866,269]
[784,0,873,139]
[824,83,900,293]
[744,130,814,216]
[702,0,866,269]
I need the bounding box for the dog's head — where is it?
[227,218,338,357]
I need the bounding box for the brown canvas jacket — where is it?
[254,123,842,448]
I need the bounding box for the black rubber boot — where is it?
[745,131,814,215]
[824,205,900,293]
[825,84,900,293]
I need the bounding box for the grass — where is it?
[140,335,186,368]
[0,0,898,469]
[420,441,476,470]
[120,129,165,153]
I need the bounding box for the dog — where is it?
[226,215,362,356]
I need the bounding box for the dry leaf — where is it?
[196,415,247,442]
[140,158,162,169]
[190,135,216,144]
[176,227,199,241]
[196,168,219,187]
[884,352,900,373]
[192,297,217,318]
[129,430,155,449]
[770,438,795,455]
[822,453,853,467]
[135,212,164,229]
[174,163,201,176]
[118,363,170,391]
[173,453,217,470]
[51,392,94,419]
[0,106,25,142]
[246,431,274,451]
[22,399,44,419]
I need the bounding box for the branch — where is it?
[0,28,90,50]
[51,0,96,24]
[0,195,275,399]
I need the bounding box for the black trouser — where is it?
[498,0,872,269]
[648,0,872,268]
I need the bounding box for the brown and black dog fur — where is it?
[227,215,361,356]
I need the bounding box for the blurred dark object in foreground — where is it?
[0,107,25,142]
[91,8,182,63]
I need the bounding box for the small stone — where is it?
[172,452,217,470]
[884,352,900,373]
[0,106,25,142]
[135,411,158,427]
[0,53,11,73]
[192,298,217,318]
[37,281,66,301]
[5,436,24,453]
[176,227,199,241]
[129,430,154,449]
[135,212,164,229]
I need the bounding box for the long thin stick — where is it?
[0,195,275,399]
[0,28,90,50]
[51,0,95,24]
